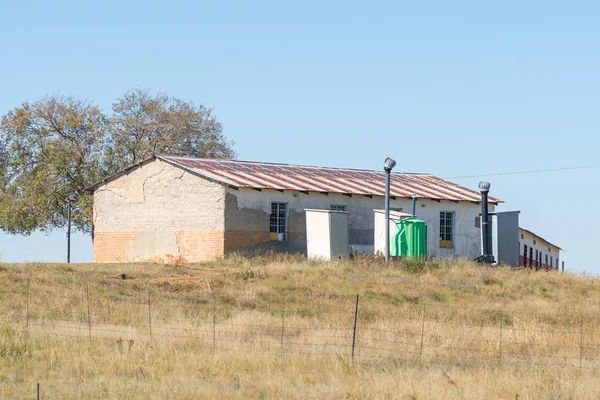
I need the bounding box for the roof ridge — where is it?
[158,155,432,176]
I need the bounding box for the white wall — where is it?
[519,229,561,269]
[230,188,490,260]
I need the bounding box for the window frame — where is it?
[329,204,348,212]
[529,247,533,267]
[269,202,288,241]
[439,211,454,249]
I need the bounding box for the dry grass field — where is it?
[1,254,600,399]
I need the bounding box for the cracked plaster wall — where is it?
[93,159,226,262]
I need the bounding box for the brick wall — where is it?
[177,230,225,261]
[94,230,226,263]
[223,191,308,254]
[224,231,270,253]
[92,159,227,262]
[93,232,138,263]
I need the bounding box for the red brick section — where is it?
[94,230,226,263]
[223,231,306,254]
[94,230,307,262]
[93,232,137,263]
[224,231,270,253]
[176,230,225,261]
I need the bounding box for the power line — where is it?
[444,164,600,180]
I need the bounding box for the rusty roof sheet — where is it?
[158,156,503,204]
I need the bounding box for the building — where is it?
[86,156,502,263]
[519,228,562,269]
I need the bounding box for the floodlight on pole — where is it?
[384,157,396,264]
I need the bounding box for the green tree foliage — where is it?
[0,96,108,234]
[0,90,235,235]
[107,89,236,171]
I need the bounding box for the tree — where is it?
[0,96,109,235]
[107,89,236,171]
[0,89,236,235]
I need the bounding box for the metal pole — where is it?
[26,278,29,331]
[419,304,426,363]
[86,285,92,341]
[212,295,216,352]
[37,383,40,400]
[480,184,490,259]
[383,158,396,264]
[412,194,417,218]
[385,170,391,264]
[351,294,359,363]
[147,290,152,338]
[281,295,285,356]
[580,316,584,369]
[562,261,564,273]
[67,198,72,264]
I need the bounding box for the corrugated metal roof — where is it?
[157,156,503,204]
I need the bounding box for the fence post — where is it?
[147,290,152,338]
[36,382,40,400]
[419,304,427,363]
[281,295,285,356]
[579,315,584,369]
[498,310,503,368]
[351,294,359,363]
[212,295,216,352]
[26,278,30,331]
[86,285,92,341]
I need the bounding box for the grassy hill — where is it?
[1,254,599,399]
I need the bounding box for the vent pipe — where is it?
[478,182,494,263]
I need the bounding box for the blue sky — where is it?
[1,1,598,273]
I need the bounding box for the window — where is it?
[270,203,288,241]
[439,212,454,248]
[550,256,553,268]
[523,244,528,266]
[329,204,347,212]
[535,250,539,267]
[529,248,533,267]
[545,254,548,266]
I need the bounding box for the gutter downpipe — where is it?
[412,194,417,217]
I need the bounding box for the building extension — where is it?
[519,228,562,269]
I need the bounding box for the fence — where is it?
[4,277,600,374]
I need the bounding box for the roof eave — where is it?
[84,156,158,194]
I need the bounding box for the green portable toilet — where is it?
[391,218,427,259]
